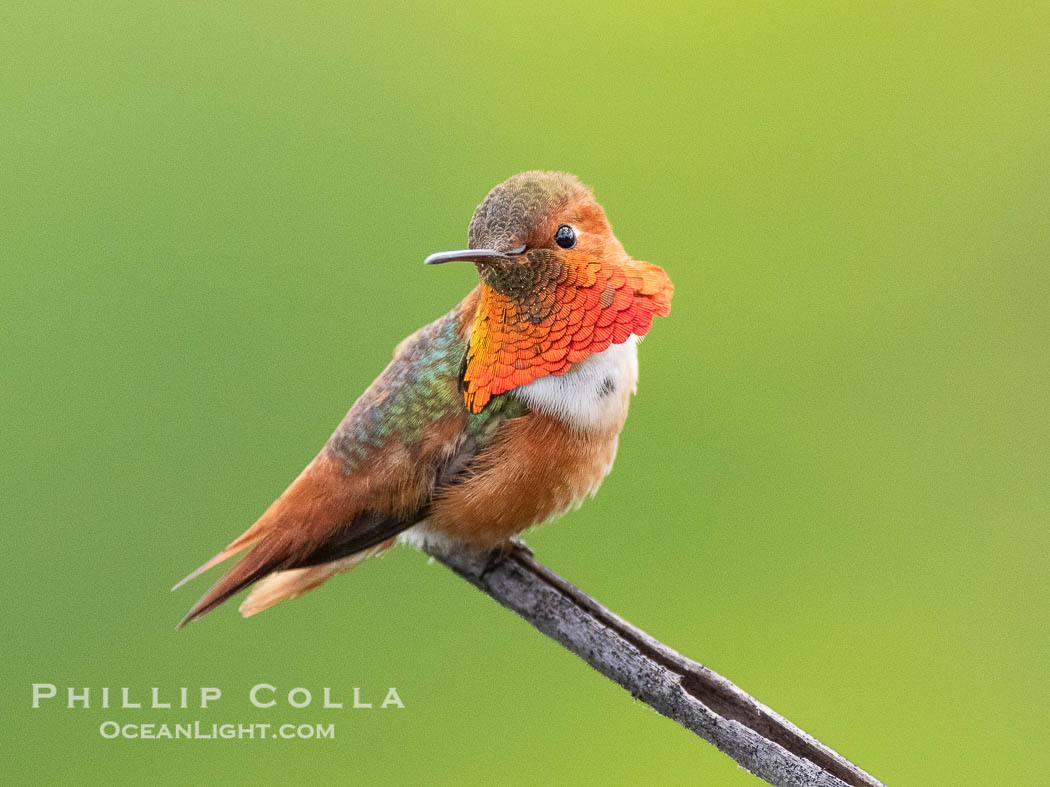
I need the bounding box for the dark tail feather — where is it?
[177,509,424,626]
[178,542,288,627]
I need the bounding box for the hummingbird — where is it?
[175,171,673,624]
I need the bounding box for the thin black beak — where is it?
[423,244,526,265]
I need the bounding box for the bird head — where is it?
[426,171,624,292]
[426,171,673,413]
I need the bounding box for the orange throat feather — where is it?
[461,253,673,413]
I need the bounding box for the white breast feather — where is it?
[513,336,639,432]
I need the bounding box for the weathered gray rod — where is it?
[423,540,885,787]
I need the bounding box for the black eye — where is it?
[554,224,576,249]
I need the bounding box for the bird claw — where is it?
[479,548,507,582]
[479,539,532,582]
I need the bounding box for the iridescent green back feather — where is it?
[327,302,526,472]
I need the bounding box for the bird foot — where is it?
[478,539,531,581]
[479,548,507,582]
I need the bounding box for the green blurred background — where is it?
[3,1,1048,783]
